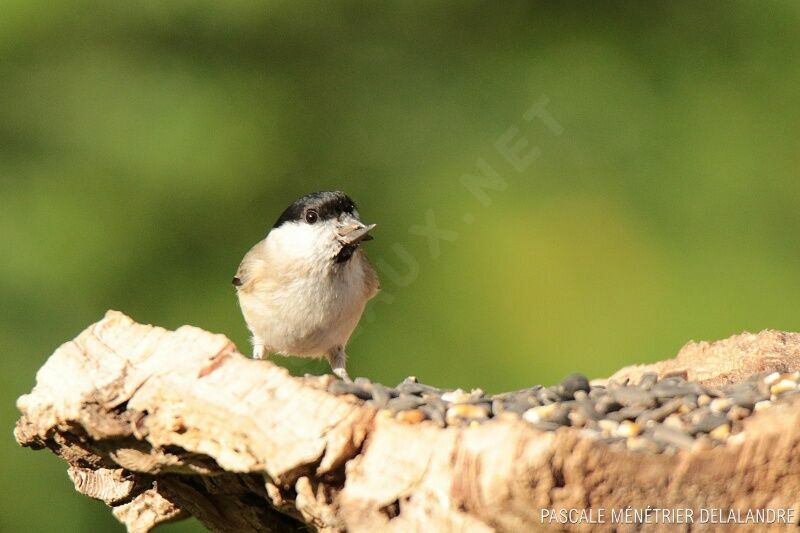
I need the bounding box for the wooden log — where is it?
[14,311,800,532]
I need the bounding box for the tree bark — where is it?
[14,311,800,532]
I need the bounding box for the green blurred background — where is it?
[3,1,800,531]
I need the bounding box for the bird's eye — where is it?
[305,209,319,224]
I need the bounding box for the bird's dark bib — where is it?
[335,244,358,263]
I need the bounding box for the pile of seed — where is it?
[326,370,800,452]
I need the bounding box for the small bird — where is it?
[233,191,379,381]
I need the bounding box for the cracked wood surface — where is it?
[14,311,800,532]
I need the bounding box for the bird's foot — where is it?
[253,344,266,360]
[332,367,352,382]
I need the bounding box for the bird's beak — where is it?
[337,219,377,245]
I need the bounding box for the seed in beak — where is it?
[338,223,376,245]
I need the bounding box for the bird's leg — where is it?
[327,346,351,381]
[252,336,267,360]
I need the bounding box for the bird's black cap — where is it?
[273,191,359,228]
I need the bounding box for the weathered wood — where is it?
[14,311,800,532]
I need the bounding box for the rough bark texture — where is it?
[14,311,800,532]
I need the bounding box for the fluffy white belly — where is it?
[238,261,368,357]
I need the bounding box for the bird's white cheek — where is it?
[267,222,339,263]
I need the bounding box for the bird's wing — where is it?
[359,251,381,300]
[233,242,268,292]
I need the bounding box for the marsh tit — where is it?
[233,191,379,381]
